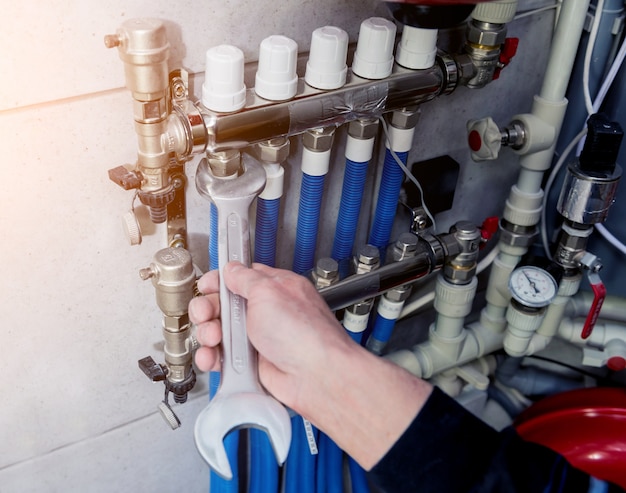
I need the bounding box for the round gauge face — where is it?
[509,266,558,308]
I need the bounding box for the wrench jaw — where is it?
[194,391,292,480]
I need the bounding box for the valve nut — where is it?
[256,137,290,164]
[353,244,381,274]
[467,21,507,47]
[303,127,335,152]
[348,118,379,140]
[312,257,339,289]
[207,150,242,177]
[392,232,419,261]
[386,284,411,302]
[389,106,420,130]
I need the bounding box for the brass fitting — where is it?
[207,149,242,177]
[353,244,381,275]
[256,137,290,164]
[312,257,340,289]
[303,127,335,152]
[389,106,420,130]
[347,118,379,140]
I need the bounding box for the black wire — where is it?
[524,354,619,387]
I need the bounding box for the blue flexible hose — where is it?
[332,159,369,263]
[209,202,219,271]
[207,206,238,493]
[368,312,397,349]
[368,149,408,249]
[250,196,281,493]
[285,415,317,493]
[317,433,343,493]
[293,173,325,274]
[255,197,281,268]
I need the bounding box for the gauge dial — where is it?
[509,266,558,308]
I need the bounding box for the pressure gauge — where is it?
[509,266,558,308]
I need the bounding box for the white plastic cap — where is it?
[255,35,299,101]
[352,17,397,79]
[305,26,349,90]
[202,44,246,113]
[472,0,518,24]
[396,26,438,70]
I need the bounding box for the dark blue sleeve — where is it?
[368,387,624,493]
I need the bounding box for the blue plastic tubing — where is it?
[368,148,409,249]
[285,415,317,493]
[255,197,281,268]
[369,311,398,348]
[293,172,326,274]
[208,203,238,493]
[317,433,343,493]
[349,457,371,493]
[250,197,281,493]
[332,158,369,262]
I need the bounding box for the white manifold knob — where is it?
[396,26,438,70]
[305,26,349,90]
[466,117,502,161]
[255,35,298,101]
[352,17,397,79]
[202,44,247,113]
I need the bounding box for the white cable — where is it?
[595,224,626,255]
[513,2,559,20]
[378,117,438,232]
[582,0,605,115]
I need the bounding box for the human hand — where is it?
[188,261,352,416]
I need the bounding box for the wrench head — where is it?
[194,391,292,480]
[196,153,266,204]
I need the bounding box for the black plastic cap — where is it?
[579,113,624,175]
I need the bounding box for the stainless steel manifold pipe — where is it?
[196,62,447,152]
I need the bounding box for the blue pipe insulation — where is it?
[285,415,317,493]
[209,203,219,271]
[293,173,326,274]
[249,196,281,493]
[368,312,397,350]
[255,197,281,268]
[332,158,369,263]
[317,433,343,493]
[208,208,239,493]
[368,149,409,250]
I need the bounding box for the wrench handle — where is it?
[217,204,260,391]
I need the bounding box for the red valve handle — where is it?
[581,271,606,339]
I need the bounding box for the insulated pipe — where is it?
[250,139,289,493]
[293,128,335,274]
[368,109,418,249]
[332,119,378,264]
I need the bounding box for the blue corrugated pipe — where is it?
[208,203,239,493]
[250,197,282,493]
[332,158,369,263]
[367,312,397,353]
[255,197,281,268]
[293,173,325,274]
[349,457,370,493]
[368,149,408,249]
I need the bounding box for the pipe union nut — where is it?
[386,284,411,302]
[207,150,241,177]
[257,137,290,163]
[348,119,379,140]
[303,127,335,152]
[389,106,420,130]
[443,264,476,284]
[467,22,507,47]
[348,299,374,315]
[353,244,381,274]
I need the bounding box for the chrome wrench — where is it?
[194,154,291,480]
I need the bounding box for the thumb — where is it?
[223,261,261,299]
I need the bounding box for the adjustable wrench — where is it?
[194,154,292,480]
